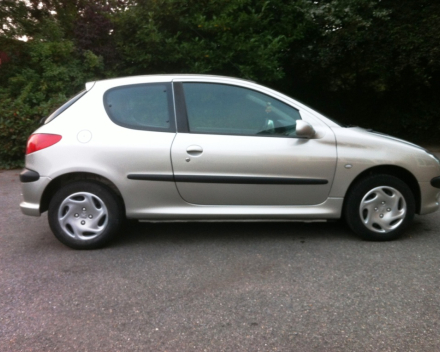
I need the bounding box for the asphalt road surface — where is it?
[1,168,440,351]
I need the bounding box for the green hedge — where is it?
[1,0,439,168]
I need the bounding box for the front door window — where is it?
[183,83,301,137]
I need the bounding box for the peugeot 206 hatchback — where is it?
[20,75,440,249]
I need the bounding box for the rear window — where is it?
[103,83,175,132]
[44,90,87,124]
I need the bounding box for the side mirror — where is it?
[295,120,315,138]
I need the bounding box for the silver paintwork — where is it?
[19,74,440,225]
[57,192,108,240]
[328,126,440,214]
[359,186,406,233]
[127,198,344,220]
[20,177,51,216]
[171,132,336,205]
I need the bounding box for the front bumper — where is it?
[431,176,440,189]
[419,181,440,215]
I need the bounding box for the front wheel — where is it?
[344,175,415,241]
[48,181,123,249]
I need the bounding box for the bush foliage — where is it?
[1,0,439,168]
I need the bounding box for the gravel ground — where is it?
[1,168,440,351]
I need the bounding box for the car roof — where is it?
[86,74,256,90]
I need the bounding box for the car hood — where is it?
[356,128,426,152]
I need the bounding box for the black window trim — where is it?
[172,81,303,138]
[103,82,176,133]
[172,82,190,133]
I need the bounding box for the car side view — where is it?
[20,75,440,249]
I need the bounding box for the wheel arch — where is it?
[344,165,421,214]
[40,172,125,214]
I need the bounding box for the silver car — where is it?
[20,75,440,249]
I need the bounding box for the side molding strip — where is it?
[128,174,328,185]
[175,175,328,184]
[20,168,40,183]
[431,176,440,189]
[127,174,174,181]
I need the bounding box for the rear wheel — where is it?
[48,181,123,249]
[345,175,415,241]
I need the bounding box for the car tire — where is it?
[48,181,123,249]
[344,175,415,241]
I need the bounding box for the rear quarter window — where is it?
[103,83,175,132]
[44,90,87,124]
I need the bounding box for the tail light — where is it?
[26,134,62,155]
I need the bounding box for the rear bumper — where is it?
[20,201,41,216]
[20,175,51,217]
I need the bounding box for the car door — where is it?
[171,81,337,206]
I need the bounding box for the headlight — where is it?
[426,152,440,165]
